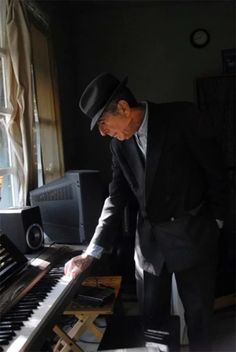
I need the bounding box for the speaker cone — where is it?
[26,223,44,250]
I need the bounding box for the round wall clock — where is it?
[190,28,210,48]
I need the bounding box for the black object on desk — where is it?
[76,285,115,306]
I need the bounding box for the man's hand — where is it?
[64,253,94,278]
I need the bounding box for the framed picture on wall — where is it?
[222,48,236,74]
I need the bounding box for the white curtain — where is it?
[5,0,36,206]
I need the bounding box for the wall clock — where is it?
[190,29,210,48]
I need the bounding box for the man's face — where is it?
[97,101,134,141]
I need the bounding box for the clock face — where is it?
[190,29,210,48]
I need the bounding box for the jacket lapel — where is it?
[121,137,145,190]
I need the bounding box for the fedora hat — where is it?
[79,73,128,130]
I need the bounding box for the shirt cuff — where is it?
[84,243,104,259]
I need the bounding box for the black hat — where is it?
[79,73,128,130]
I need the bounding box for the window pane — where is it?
[0,57,6,107]
[0,0,6,47]
[0,115,10,168]
[0,115,13,208]
[0,174,13,209]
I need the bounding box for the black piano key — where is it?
[0,331,16,341]
[4,311,31,317]
[0,321,23,326]
[0,331,11,335]
[0,331,14,337]
[17,305,39,311]
[0,331,15,338]
[0,339,9,345]
[0,324,15,331]
[6,307,32,312]
[27,291,48,296]
[24,295,47,301]
[2,316,29,322]
[3,322,23,330]
[17,300,39,306]
[20,296,41,302]
[17,303,38,309]
[0,338,13,345]
[27,288,48,293]
[37,286,53,290]
[0,326,12,332]
[6,307,32,313]
[11,308,33,314]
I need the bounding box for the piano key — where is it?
[3,312,31,317]
[3,312,31,318]
[0,273,60,347]
[0,333,15,340]
[0,247,84,351]
[0,322,23,330]
[19,296,40,301]
[0,339,9,346]
[17,299,39,304]
[2,318,29,324]
[0,325,14,331]
[4,310,33,316]
[2,273,73,352]
[0,331,15,336]
[17,304,40,310]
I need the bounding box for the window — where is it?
[0,0,64,209]
[0,2,16,208]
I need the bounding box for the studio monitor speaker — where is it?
[0,206,44,254]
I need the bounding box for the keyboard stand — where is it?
[53,276,122,352]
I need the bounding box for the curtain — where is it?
[31,24,65,184]
[5,0,36,206]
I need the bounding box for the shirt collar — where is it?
[136,101,148,137]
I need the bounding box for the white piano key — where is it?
[3,274,73,352]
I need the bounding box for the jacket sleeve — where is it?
[181,103,228,220]
[89,141,132,251]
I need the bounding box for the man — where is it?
[64,73,226,351]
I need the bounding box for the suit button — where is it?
[170,217,175,222]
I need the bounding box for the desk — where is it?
[53,276,122,352]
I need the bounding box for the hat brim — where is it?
[90,76,128,130]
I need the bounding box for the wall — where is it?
[75,2,235,101]
[41,1,235,187]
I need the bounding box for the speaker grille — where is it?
[32,185,73,202]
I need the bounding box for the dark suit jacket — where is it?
[91,101,227,273]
